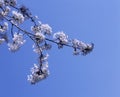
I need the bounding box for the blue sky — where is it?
[0,0,120,97]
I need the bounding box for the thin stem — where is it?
[11,24,14,38]
[35,42,43,69]
[10,5,19,10]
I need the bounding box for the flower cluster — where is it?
[53,31,69,48]
[31,23,52,44]
[11,11,24,25]
[0,22,8,33]
[0,0,16,18]
[27,63,49,84]
[0,0,94,84]
[1,6,10,16]
[35,32,45,43]
[8,33,25,52]
[28,53,49,84]
[40,24,52,35]
[31,23,52,34]
[72,39,94,55]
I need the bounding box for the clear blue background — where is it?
[0,0,120,97]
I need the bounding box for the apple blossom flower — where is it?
[8,43,20,52]
[53,31,68,44]
[11,11,24,25]
[8,33,25,52]
[12,33,25,43]
[27,63,49,84]
[35,32,45,43]
[41,24,52,35]
[72,39,94,55]
[1,6,11,16]
[0,22,8,33]
[81,43,94,55]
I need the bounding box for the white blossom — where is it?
[28,74,46,84]
[72,39,87,49]
[72,39,94,55]
[8,33,25,52]
[31,24,52,35]
[11,11,24,25]
[0,22,8,33]
[81,43,94,55]
[1,6,11,16]
[31,64,40,74]
[35,32,45,43]
[8,43,20,52]
[12,32,26,45]
[28,64,49,84]
[41,62,49,74]
[53,31,68,44]
[0,38,5,44]
[41,24,52,35]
